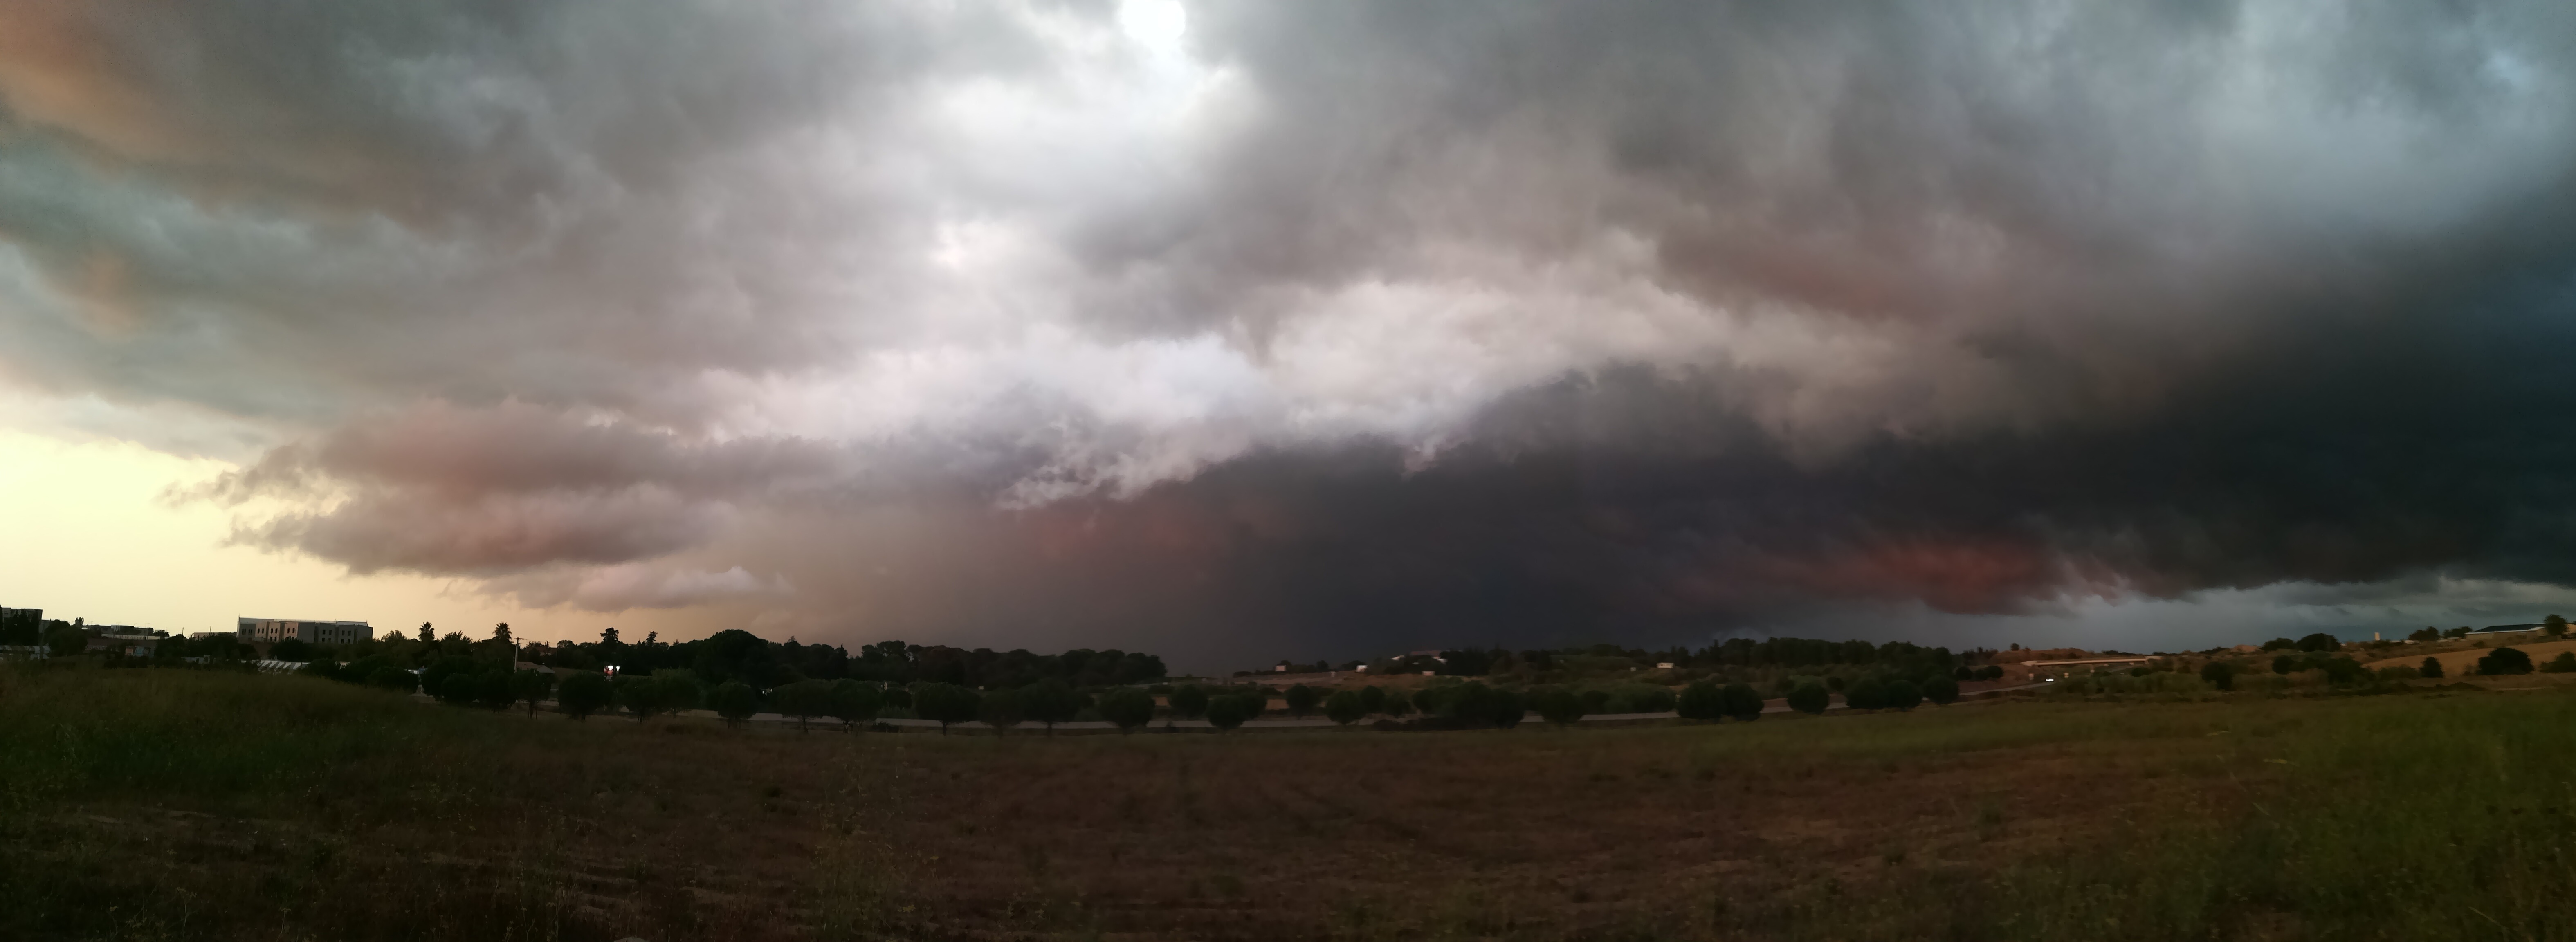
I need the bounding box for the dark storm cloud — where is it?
[7,0,2576,659]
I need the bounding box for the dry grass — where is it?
[10,666,2576,941]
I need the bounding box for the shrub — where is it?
[557,672,610,720]
[1100,688,1157,731]
[2272,654,2298,675]
[2420,656,2445,679]
[1534,689,1585,726]
[1977,664,2005,681]
[1786,682,1830,715]
[1578,689,1611,713]
[1675,680,1724,721]
[1920,674,1960,706]
[2199,661,2239,691]
[1380,688,1414,717]
[912,683,982,733]
[2261,637,2296,652]
[1884,679,1923,711]
[826,679,882,730]
[709,680,759,727]
[2475,646,2533,675]
[1283,684,1323,718]
[2296,632,2340,653]
[1168,684,1210,719]
[1844,678,1889,711]
[2544,653,2576,674]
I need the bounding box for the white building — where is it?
[237,617,371,648]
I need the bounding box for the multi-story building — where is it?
[237,617,371,648]
[0,606,39,644]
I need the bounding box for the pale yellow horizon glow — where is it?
[0,428,625,645]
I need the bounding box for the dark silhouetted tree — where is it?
[436,672,478,706]
[2419,657,2444,679]
[2479,647,2534,676]
[1169,684,1210,719]
[1843,678,1889,711]
[2545,653,2576,674]
[2197,662,2237,691]
[2549,614,2569,639]
[2272,654,2299,675]
[1534,689,1585,727]
[1357,685,1387,715]
[557,672,609,720]
[2295,632,2340,653]
[913,683,981,734]
[979,687,1026,735]
[1099,688,1156,732]
[1722,682,1767,719]
[511,669,556,717]
[1786,682,1830,715]
[2261,637,2296,652]
[710,681,759,727]
[369,666,416,693]
[1284,684,1323,718]
[416,622,434,645]
[1204,693,1255,731]
[1324,689,1368,726]
[1021,679,1082,734]
[1675,681,1723,721]
[1884,679,1922,711]
[826,679,882,731]
[772,679,833,731]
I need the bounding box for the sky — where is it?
[6,1,2576,671]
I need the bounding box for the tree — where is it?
[269,638,314,662]
[2549,614,2569,639]
[1534,689,1586,727]
[771,679,834,731]
[1233,689,1268,722]
[1283,684,1323,718]
[710,681,760,728]
[557,672,610,720]
[1204,693,1255,731]
[1357,685,1388,715]
[1844,678,1889,711]
[477,672,518,711]
[1676,681,1724,721]
[511,669,557,718]
[1884,679,1923,711]
[2545,653,2576,674]
[1100,688,1157,733]
[2272,654,2299,675]
[2261,637,2296,652]
[436,673,480,705]
[2409,626,2442,642]
[1020,680,1083,734]
[826,679,883,731]
[1324,689,1369,726]
[2295,633,2340,653]
[2479,646,2534,676]
[416,622,434,645]
[1921,674,1962,705]
[369,666,416,693]
[492,622,513,646]
[1786,682,1830,715]
[1720,682,1765,720]
[1168,684,1211,719]
[913,683,981,734]
[2197,662,2237,692]
[2419,656,2445,680]
[979,687,1026,735]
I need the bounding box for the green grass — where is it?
[9,664,2576,940]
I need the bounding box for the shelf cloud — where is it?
[10,1,2576,662]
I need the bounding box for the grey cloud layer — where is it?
[6,1,2576,657]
